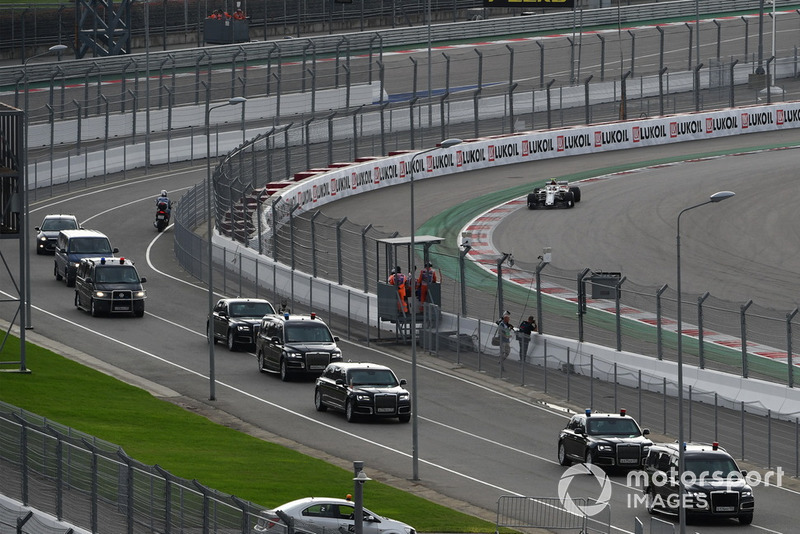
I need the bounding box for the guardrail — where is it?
[1,0,782,83]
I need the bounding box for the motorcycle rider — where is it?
[156,190,172,217]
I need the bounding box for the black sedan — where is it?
[314,362,411,423]
[207,298,275,351]
[35,214,81,254]
[557,409,652,468]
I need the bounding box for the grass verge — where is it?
[0,334,497,533]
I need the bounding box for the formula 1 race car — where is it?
[527,180,582,209]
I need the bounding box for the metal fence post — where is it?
[697,292,709,368]
[741,300,752,378]
[362,224,372,293]
[336,217,347,285]
[655,284,667,360]
[788,308,798,388]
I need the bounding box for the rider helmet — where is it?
[161,190,167,197]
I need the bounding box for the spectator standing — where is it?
[233,8,246,19]
[517,315,537,361]
[496,312,515,371]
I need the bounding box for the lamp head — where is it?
[48,44,69,53]
[709,191,735,202]
[228,96,247,105]
[438,138,463,149]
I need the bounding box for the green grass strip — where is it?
[0,335,497,533]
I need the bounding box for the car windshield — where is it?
[347,369,398,387]
[685,457,740,479]
[41,218,77,231]
[229,301,274,317]
[95,266,138,283]
[285,323,333,343]
[586,418,641,436]
[70,238,112,254]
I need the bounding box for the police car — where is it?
[643,441,754,524]
[74,257,146,317]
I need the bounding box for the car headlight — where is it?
[39,236,47,242]
[355,394,370,401]
[94,291,106,298]
[741,490,752,497]
[597,445,613,452]
[398,393,409,401]
[284,351,302,359]
[134,291,145,298]
[237,324,250,331]
[72,262,80,268]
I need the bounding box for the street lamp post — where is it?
[23,43,68,333]
[675,190,734,534]
[409,137,461,481]
[206,96,246,401]
[352,461,371,534]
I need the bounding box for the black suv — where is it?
[74,257,146,317]
[557,409,652,468]
[54,229,118,287]
[255,313,342,380]
[35,214,81,254]
[642,442,754,525]
[208,298,275,351]
[314,362,411,423]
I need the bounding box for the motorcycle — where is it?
[154,201,171,232]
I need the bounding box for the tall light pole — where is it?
[675,190,734,534]
[351,461,370,534]
[23,43,68,332]
[409,137,461,480]
[207,96,246,401]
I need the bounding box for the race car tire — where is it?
[570,186,581,202]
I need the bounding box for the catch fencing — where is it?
[0,402,269,534]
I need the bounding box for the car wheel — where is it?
[280,359,290,382]
[584,449,594,466]
[314,389,327,412]
[398,414,410,423]
[90,299,98,317]
[558,441,572,466]
[570,186,582,203]
[739,513,753,525]
[227,330,238,352]
[66,272,75,287]
[134,307,144,318]
[257,351,266,373]
[55,263,62,281]
[345,399,357,422]
[74,291,79,308]
[645,488,657,514]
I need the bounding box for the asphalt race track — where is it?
[3,129,800,534]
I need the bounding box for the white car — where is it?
[527,180,582,209]
[253,497,415,534]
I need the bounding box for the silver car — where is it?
[253,497,415,534]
